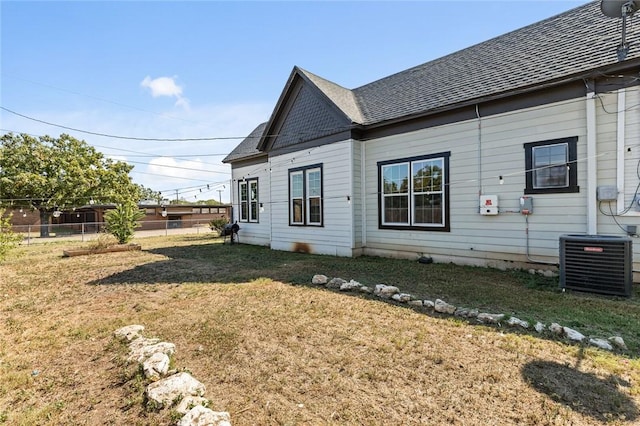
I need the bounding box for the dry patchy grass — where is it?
[0,235,639,425]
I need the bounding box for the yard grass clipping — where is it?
[0,234,639,425]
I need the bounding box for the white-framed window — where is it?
[239,179,259,222]
[378,152,449,231]
[289,164,323,226]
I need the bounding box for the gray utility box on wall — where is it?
[559,234,633,297]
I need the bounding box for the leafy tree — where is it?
[0,209,23,261]
[104,202,145,244]
[137,185,162,203]
[0,133,142,237]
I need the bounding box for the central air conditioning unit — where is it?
[559,234,633,297]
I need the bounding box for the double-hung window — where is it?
[239,179,259,222]
[289,164,323,226]
[378,152,450,231]
[524,136,578,194]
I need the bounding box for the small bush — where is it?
[209,218,228,234]
[104,203,145,244]
[0,209,23,261]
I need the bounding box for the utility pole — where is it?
[217,189,223,204]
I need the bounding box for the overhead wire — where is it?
[0,106,250,141]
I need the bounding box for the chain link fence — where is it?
[13,218,217,244]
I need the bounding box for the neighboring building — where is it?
[5,203,231,233]
[224,2,640,272]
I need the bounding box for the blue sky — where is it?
[1,0,588,203]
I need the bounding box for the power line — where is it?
[126,158,230,174]
[0,106,252,141]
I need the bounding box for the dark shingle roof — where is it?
[222,122,267,163]
[352,1,639,124]
[298,68,364,123]
[228,1,640,162]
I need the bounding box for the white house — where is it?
[223,2,640,282]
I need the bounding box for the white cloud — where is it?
[140,75,190,110]
[174,96,191,111]
[141,76,183,97]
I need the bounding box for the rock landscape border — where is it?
[312,275,628,353]
[113,325,232,426]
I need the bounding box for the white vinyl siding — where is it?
[229,162,270,246]
[596,87,640,274]
[363,97,588,264]
[270,140,355,256]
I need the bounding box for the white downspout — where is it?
[349,140,355,254]
[361,141,367,249]
[269,157,274,245]
[586,83,598,235]
[616,88,626,213]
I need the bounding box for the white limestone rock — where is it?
[177,406,231,426]
[129,337,161,351]
[359,286,373,293]
[454,308,467,317]
[142,352,170,379]
[326,278,347,289]
[507,317,530,329]
[392,293,413,303]
[340,280,363,291]
[311,274,328,285]
[467,309,479,318]
[534,322,546,333]
[146,372,206,408]
[476,313,505,324]
[549,323,564,336]
[609,336,628,350]
[374,284,400,299]
[434,299,456,314]
[114,325,145,342]
[408,300,423,307]
[175,396,210,415]
[563,327,585,342]
[589,338,613,351]
[129,341,176,363]
[423,300,435,309]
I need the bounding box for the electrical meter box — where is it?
[480,195,498,215]
[596,185,617,201]
[520,196,533,215]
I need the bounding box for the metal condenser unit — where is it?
[559,234,633,297]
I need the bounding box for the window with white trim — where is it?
[239,179,259,222]
[289,164,323,226]
[378,152,449,231]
